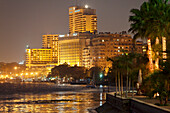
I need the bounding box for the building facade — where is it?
[82,32,145,70]
[26,48,52,69]
[69,6,97,34]
[58,33,91,66]
[42,34,59,63]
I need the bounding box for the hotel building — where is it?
[69,6,97,34]
[58,33,91,66]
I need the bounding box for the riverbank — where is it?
[0,82,88,95]
[0,82,115,96]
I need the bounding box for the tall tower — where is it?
[69,5,97,34]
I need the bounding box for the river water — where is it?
[0,84,108,113]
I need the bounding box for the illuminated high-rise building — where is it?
[42,34,59,63]
[58,33,91,66]
[69,6,97,34]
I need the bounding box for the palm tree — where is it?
[148,0,170,69]
[129,2,154,72]
[129,0,170,72]
[107,58,120,95]
[110,53,133,97]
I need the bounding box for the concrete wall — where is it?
[98,93,170,113]
[130,98,170,113]
[106,93,130,113]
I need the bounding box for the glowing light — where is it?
[100,73,103,78]
[147,39,154,72]
[73,33,77,36]
[85,5,89,8]
[14,67,17,70]
[155,37,159,70]
[59,35,65,37]
[162,37,167,62]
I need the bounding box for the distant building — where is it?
[25,48,52,69]
[82,46,93,69]
[90,32,133,70]
[42,34,59,63]
[81,32,145,70]
[58,32,91,66]
[69,6,97,34]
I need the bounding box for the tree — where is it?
[129,0,170,72]
[48,63,86,81]
[107,58,119,94]
[108,53,132,97]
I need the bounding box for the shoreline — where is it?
[0,82,88,95]
[0,82,113,96]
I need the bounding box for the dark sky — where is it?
[0,0,147,63]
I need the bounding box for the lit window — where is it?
[102,40,104,42]
[75,10,80,13]
[118,47,120,49]
[118,50,120,52]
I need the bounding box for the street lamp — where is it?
[14,67,17,70]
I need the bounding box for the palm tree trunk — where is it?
[132,80,134,98]
[126,74,128,98]
[164,81,169,105]
[155,37,159,70]
[118,72,121,95]
[115,71,118,94]
[129,78,131,92]
[160,96,163,105]
[162,37,167,62]
[147,38,154,72]
[121,73,123,96]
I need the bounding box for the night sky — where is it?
[0,0,147,63]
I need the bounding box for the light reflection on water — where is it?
[0,91,106,113]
